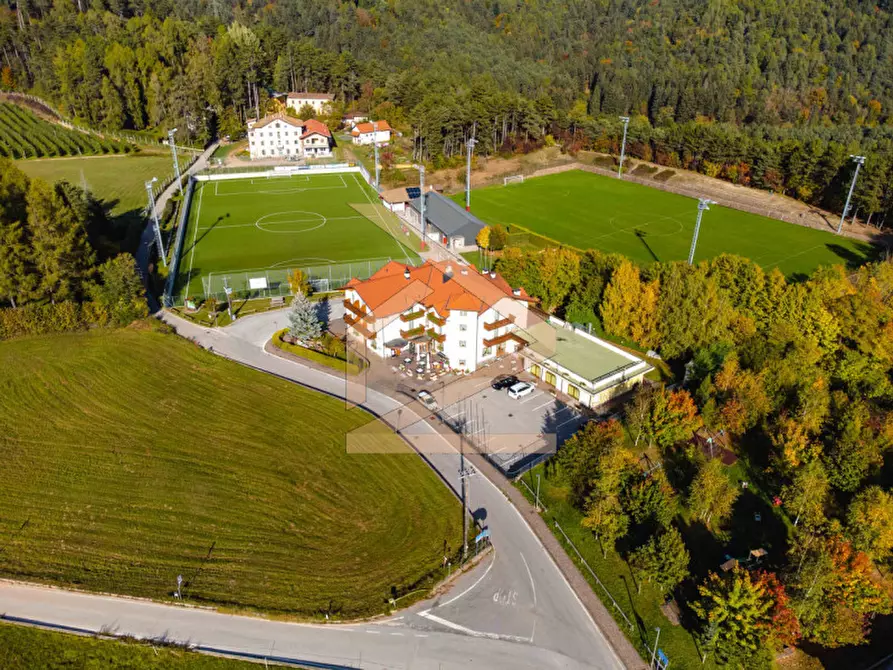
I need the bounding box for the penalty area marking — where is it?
[213,173,347,197]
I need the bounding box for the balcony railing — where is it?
[483,331,526,348]
[348,318,376,340]
[400,325,425,339]
[427,312,446,327]
[483,316,514,332]
[343,299,369,319]
[426,328,445,343]
[400,309,426,323]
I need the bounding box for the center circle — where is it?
[255,210,327,234]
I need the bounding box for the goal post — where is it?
[504,174,525,186]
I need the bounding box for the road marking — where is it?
[417,610,532,644]
[520,552,537,607]
[555,415,583,431]
[415,634,429,638]
[389,632,404,636]
[364,629,381,634]
[518,391,545,405]
[437,553,495,607]
[528,398,554,413]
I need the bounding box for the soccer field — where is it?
[177,172,418,299]
[462,170,878,277]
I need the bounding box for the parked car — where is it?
[507,381,535,399]
[491,374,520,391]
[417,390,438,411]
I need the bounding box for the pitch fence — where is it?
[170,256,414,306]
[162,177,197,307]
[195,163,361,182]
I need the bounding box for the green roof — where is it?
[522,322,645,384]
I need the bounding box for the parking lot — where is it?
[436,369,587,475]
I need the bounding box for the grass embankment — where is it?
[0,623,260,669]
[0,327,463,618]
[460,170,877,277]
[271,328,365,375]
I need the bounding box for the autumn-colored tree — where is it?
[753,571,801,650]
[488,223,508,250]
[692,567,774,665]
[287,268,311,295]
[846,486,893,560]
[649,386,702,448]
[557,419,629,507]
[688,458,738,529]
[781,460,829,528]
[622,469,678,528]
[582,494,629,558]
[475,226,490,250]
[534,246,580,312]
[600,259,660,348]
[771,415,821,473]
[713,356,770,435]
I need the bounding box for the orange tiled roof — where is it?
[351,121,392,136]
[301,118,332,139]
[345,260,533,318]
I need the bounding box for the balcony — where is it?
[400,325,425,339]
[347,318,376,340]
[400,309,426,323]
[483,316,514,332]
[426,328,445,343]
[343,299,369,320]
[483,331,526,348]
[427,312,447,327]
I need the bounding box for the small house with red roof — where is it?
[351,120,392,145]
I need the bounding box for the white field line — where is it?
[197,215,364,232]
[187,182,205,282]
[353,174,413,265]
[214,174,347,197]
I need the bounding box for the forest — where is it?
[1,0,892,221]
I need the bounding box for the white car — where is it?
[507,382,535,399]
[417,390,438,411]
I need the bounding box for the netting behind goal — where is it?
[504,175,525,186]
[180,256,408,305]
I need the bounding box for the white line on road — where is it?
[518,391,546,405]
[417,610,532,644]
[528,398,555,413]
[364,629,381,635]
[520,552,537,607]
[437,553,496,608]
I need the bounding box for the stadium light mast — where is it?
[688,198,715,265]
[373,121,381,192]
[465,136,477,212]
[168,128,182,195]
[145,177,167,267]
[414,163,427,248]
[618,116,631,178]
[837,155,866,234]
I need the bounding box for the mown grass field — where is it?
[0,327,463,618]
[177,173,419,299]
[0,623,257,669]
[17,151,180,219]
[462,170,878,277]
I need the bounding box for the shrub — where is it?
[654,170,676,182]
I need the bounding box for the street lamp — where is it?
[465,136,477,211]
[838,154,866,234]
[618,116,631,178]
[145,177,167,267]
[168,128,182,195]
[373,121,381,192]
[687,198,715,265]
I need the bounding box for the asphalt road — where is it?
[0,308,625,670]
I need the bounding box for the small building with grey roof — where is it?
[405,192,487,251]
[519,316,653,409]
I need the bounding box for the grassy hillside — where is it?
[461,170,877,278]
[0,326,462,618]
[0,623,258,669]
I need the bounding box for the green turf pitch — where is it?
[178,172,418,297]
[461,170,877,277]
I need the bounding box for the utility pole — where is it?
[650,627,661,669]
[465,136,477,211]
[373,121,381,192]
[416,163,427,249]
[837,155,866,234]
[458,436,476,559]
[168,128,182,195]
[145,177,166,267]
[223,278,234,321]
[618,116,631,178]
[687,198,715,265]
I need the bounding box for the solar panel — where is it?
[406,187,421,199]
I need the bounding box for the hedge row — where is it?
[271,328,365,375]
[0,301,114,340]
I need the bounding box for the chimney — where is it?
[489,270,496,279]
[404,267,411,280]
[460,268,468,275]
[481,268,488,275]
[512,288,521,296]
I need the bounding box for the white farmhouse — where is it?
[286,92,334,115]
[247,114,333,160]
[351,120,392,145]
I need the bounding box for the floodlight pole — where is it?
[465,136,477,211]
[458,436,475,559]
[145,177,167,267]
[168,128,182,195]
[837,155,866,234]
[416,163,427,247]
[687,198,714,265]
[223,279,234,320]
[373,121,381,192]
[618,116,630,178]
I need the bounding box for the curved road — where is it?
[0,309,627,670]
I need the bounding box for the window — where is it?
[261,150,266,156]
[458,360,466,367]
[459,340,467,348]
[459,324,467,332]
[568,385,580,400]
